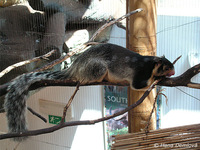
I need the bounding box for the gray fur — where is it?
[4,72,66,141]
[4,43,174,141]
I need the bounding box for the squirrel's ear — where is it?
[154,57,163,64]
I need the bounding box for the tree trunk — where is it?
[127,0,157,132]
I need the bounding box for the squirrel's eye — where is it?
[165,67,169,71]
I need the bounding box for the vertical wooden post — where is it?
[127,0,157,132]
[0,0,19,7]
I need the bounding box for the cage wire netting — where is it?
[0,0,127,149]
[1,0,200,149]
[112,0,200,149]
[0,0,126,84]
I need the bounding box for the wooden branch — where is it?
[89,8,143,42]
[27,107,47,123]
[35,9,143,72]
[0,106,47,123]
[61,82,80,123]
[145,89,166,132]
[33,42,100,72]
[0,50,56,78]
[157,63,200,89]
[0,80,157,140]
[0,8,143,96]
[172,55,182,65]
[145,92,158,132]
[0,62,200,98]
[0,9,142,78]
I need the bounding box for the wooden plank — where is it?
[113,133,200,148]
[112,123,200,150]
[113,128,200,146]
[113,123,200,140]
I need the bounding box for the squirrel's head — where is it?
[153,56,175,77]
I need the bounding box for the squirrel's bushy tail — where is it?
[4,71,68,141]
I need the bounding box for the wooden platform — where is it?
[112,123,200,149]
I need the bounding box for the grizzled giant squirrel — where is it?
[4,43,175,141]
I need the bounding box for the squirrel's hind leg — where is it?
[78,59,108,84]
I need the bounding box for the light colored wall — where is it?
[0,86,105,150]
[157,1,200,128]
